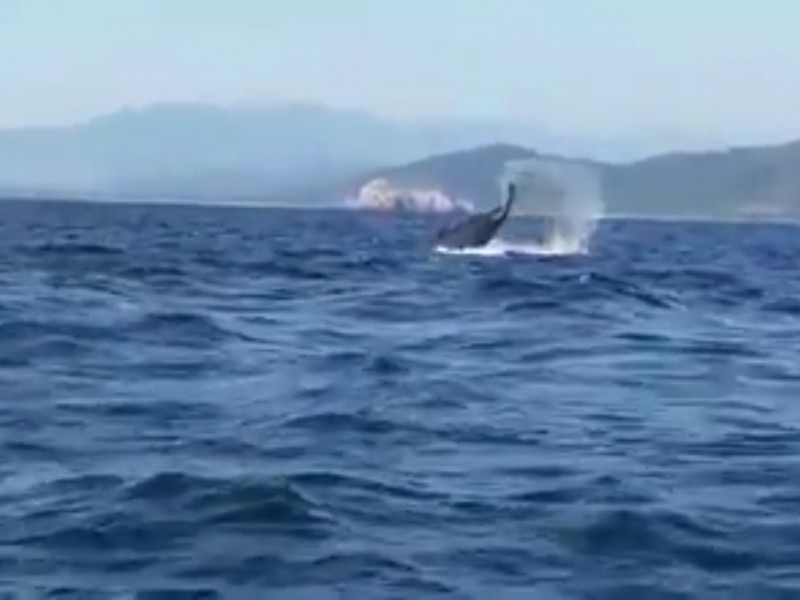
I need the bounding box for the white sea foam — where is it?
[434,235,588,258]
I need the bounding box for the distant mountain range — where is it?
[0,101,799,219]
[0,101,653,203]
[341,141,800,219]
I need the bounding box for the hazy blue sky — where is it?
[4,0,800,145]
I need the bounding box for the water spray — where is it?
[499,157,605,255]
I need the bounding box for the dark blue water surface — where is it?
[2,199,800,599]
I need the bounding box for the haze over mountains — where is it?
[0,102,644,201]
[1,101,799,219]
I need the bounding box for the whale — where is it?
[433,182,517,249]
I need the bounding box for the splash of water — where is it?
[499,157,605,255]
[434,238,574,258]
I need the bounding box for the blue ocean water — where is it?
[1,199,800,599]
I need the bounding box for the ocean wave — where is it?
[124,312,234,343]
[2,202,800,597]
[25,242,125,256]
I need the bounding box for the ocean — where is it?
[1,199,800,599]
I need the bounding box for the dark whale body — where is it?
[434,183,517,249]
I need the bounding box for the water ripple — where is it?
[1,202,800,597]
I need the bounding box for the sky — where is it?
[3,0,800,146]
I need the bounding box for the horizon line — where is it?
[1,194,798,227]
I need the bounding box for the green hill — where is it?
[343,140,800,219]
